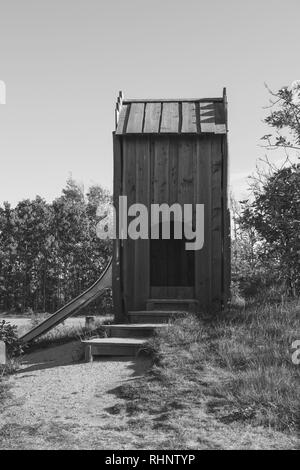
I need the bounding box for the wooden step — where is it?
[81,338,147,361]
[128,310,184,324]
[147,299,198,312]
[104,323,168,338]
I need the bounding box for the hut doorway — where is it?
[150,221,195,298]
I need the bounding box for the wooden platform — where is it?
[81,322,168,360]
[104,323,168,338]
[146,299,198,312]
[128,310,185,324]
[81,308,185,360]
[81,337,148,361]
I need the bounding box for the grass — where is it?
[118,298,300,439]
[0,370,10,404]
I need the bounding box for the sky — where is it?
[0,0,299,206]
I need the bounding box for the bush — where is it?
[239,164,300,297]
[0,320,23,358]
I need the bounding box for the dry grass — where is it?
[0,373,10,403]
[206,301,300,431]
[118,299,300,441]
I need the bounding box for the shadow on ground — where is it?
[18,341,152,377]
[18,341,84,372]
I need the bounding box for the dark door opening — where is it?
[150,221,195,289]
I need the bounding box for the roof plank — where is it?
[199,102,216,133]
[215,124,227,134]
[126,103,145,133]
[160,102,179,133]
[214,102,226,124]
[214,102,227,134]
[116,104,129,135]
[143,102,161,133]
[181,102,197,133]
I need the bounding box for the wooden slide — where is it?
[19,258,112,344]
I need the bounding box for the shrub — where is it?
[0,320,23,358]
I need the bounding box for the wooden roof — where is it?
[115,90,227,135]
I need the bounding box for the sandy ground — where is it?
[0,342,151,449]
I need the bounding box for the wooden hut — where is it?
[113,90,230,322]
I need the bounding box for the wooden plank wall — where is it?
[134,136,151,309]
[195,136,212,309]
[122,136,151,311]
[176,137,195,298]
[118,134,226,313]
[195,135,224,311]
[211,136,223,311]
[122,137,136,311]
[222,135,231,308]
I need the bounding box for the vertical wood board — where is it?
[134,137,151,309]
[122,138,137,310]
[112,134,124,321]
[195,136,212,308]
[211,136,223,310]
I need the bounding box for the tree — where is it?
[240,164,300,296]
[238,82,300,296]
[261,81,300,153]
[0,202,19,310]
[0,197,56,311]
[0,179,112,314]
[52,179,112,308]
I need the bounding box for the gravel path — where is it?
[0,342,151,449]
[1,341,297,450]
